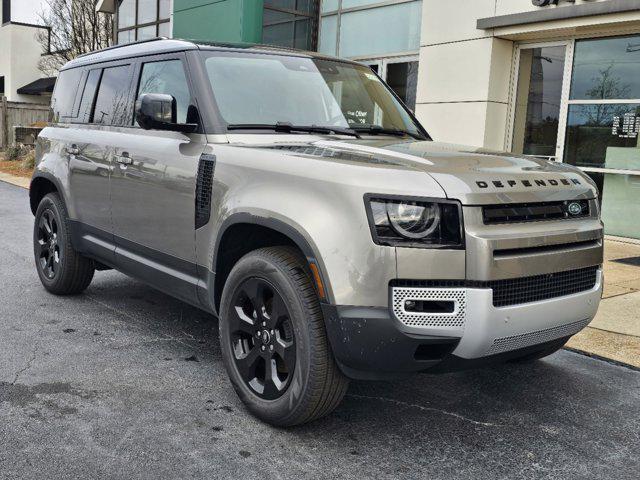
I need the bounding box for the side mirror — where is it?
[135,93,198,133]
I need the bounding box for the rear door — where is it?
[65,62,135,263]
[109,53,206,303]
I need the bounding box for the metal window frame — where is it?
[116,0,171,43]
[508,34,640,178]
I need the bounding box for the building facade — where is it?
[100,0,422,110]
[0,0,54,104]
[416,0,640,240]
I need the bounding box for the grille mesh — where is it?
[490,267,598,307]
[195,154,216,229]
[483,200,590,224]
[392,266,599,308]
[391,287,466,328]
[486,319,590,356]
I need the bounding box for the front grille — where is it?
[483,200,590,224]
[392,266,599,308]
[489,267,598,307]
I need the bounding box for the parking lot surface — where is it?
[1,181,639,480]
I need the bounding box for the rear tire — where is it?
[33,193,95,295]
[219,246,349,426]
[509,338,568,363]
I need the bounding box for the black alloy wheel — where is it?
[33,193,95,295]
[37,209,61,280]
[228,278,296,400]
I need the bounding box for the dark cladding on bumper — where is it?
[321,305,459,380]
[321,305,577,380]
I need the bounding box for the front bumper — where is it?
[323,269,602,380]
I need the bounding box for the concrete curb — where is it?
[0,171,30,189]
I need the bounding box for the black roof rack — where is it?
[76,37,171,58]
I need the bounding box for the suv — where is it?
[30,39,603,426]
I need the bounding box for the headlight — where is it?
[366,196,463,248]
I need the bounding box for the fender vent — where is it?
[195,154,216,229]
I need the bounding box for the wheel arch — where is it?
[212,213,333,311]
[29,173,66,216]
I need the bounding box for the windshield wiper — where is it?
[352,125,426,140]
[227,122,361,138]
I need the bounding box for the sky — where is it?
[10,0,50,25]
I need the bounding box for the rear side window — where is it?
[77,69,102,124]
[92,65,132,126]
[51,69,83,122]
[136,60,191,124]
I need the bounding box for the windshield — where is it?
[201,51,427,138]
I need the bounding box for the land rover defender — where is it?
[30,39,603,426]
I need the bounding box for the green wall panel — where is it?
[173,0,264,44]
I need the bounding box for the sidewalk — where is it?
[1,170,638,367]
[567,239,640,368]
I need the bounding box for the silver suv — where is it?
[30,39,603,426]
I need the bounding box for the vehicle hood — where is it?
[245,137,598,205]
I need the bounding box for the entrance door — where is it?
[511,44,568,161]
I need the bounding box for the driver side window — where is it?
[136,59,191,124]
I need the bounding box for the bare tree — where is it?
[36,0,113,76]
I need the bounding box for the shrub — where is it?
[6,144,29,161]
[22,149,36,170]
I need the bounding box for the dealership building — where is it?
[96,0,640,241]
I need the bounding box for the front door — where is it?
[109,54,206,302]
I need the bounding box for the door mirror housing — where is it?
[135,93,198,133]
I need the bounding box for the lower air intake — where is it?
[486,319,590,356]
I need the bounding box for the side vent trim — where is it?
[195,154,216,230]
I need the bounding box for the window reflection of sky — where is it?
[571,36,640,100]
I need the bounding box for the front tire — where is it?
[219,246,348,426]
[33,193,95,295]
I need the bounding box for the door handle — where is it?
[115,152,133,166]
[66,145,79,156]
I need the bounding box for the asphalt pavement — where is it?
[1,180,639,480]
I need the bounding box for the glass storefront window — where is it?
[262,0,319,51]
[565,104,640,169]
[118,0,136,29]
[116,0,171,44]
[570,35,640,100]
[563,35,640,240]
[338,2,422,58]
[512,46,566,158]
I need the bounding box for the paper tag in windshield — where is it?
[364,73,378,81]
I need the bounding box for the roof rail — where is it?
[76,37,171,58]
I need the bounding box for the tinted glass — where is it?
[52,68,84,122]
[92,65,132,126]
[564,103,640,169]
[118,0,135,29]
[203,52,423,136]
[137,0,157,25]
[159,0,171,19]
[118,29,134,44]
[386,61,418,111]
[512,46,565,157]
[137,25,156,41]
[137,60,191,124]
[338,2,422,58]
[571,35,640,100]
[77,69,102,123]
